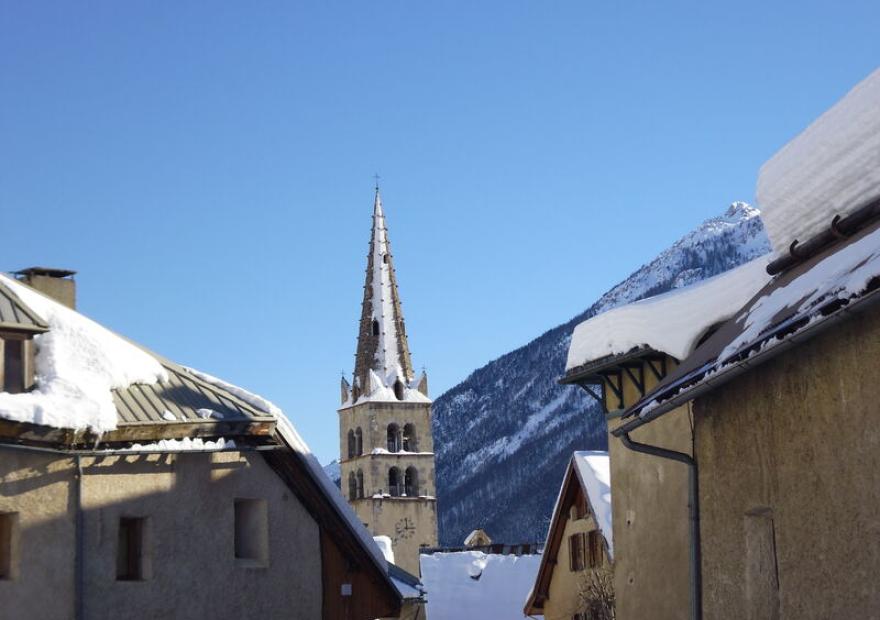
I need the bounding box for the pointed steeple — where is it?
[352,188,415,399]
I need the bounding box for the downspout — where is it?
[74,454,85,620]
[618,432,701,620]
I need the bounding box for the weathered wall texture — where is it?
[339,400,438,575]
[606,359,691,620]
[542,511,608,620]
[0,449,322,620]
[695,308,880,620]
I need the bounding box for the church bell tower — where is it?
[338,187,438,575]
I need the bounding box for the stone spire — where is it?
[352,188,414,399]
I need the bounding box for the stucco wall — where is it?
[0,448,322,620]
[695,307,880,619]
[605,358,691,620]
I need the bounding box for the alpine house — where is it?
[614,66,880,619]
[560,256,771,620]
[0,269,410,620]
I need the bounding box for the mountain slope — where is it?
[433,202,770,545]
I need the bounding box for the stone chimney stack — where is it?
[14,267,77,309]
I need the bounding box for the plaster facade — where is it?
[0,448,323,620]
[603,357,691,620]
[694,307,880,619]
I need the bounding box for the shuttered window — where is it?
[569,533,586,571]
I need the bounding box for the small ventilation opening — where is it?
[234,499,268,567]
[383,254,389,264]
[372,320,380,336]
[117,517,151,581]
[0,512,17,580]
[394,379,405,401]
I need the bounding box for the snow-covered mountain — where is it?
[323,459,341,488]
[433,202,770,545]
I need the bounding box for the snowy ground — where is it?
[420,551,542,620]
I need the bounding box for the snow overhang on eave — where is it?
[613,281,880,437]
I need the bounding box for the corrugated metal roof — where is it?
[0,279,49,333]
[112,360,275,427]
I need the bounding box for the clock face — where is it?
[394,517,417,542]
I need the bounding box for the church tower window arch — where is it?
[348,472,357,501]
[347,430,356,458]
[403,424,417,452]
[387,423,401,453]
[355,427,363,456]
[388,467,402,497]
[404,467,419,497]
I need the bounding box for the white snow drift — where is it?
[566,256,772,370]
[758,67,880,255]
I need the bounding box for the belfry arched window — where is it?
[347,430,356,458]
[348,472,357,500]
[357,469,364,498]
[389,467,402,497]
[404,466,419,497]
[387,423,401,453]
[403,423,417,452]
[355,427,363,456]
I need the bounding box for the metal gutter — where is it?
[74,455,85,620]
[618,431,701,620]
[614,284,880,436]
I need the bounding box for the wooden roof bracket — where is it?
[599,370,624,410]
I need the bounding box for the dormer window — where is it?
[1,335,34,394]
[0,279,50,395]
[393,379,405,401]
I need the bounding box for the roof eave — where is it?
[560,346,656,385]
[614,282,880,436]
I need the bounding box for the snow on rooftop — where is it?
[573,451,613,558]
[757,67,880,256]
[566,256,772,371]
[340,369,431,409]
[720,222,880,362]
[420,551,542,620]
[0,274,168,432]
[272,413,389,572]
[373,535,395,564]
[121,437,236,452]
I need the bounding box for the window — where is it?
[387,423,401,453]
[347,430,356,458]
[383,254,389,264]
[234,499,268,567]
[357,469,364,498]
[389,467,402,497]
[3,338,24,394]
[588,530,601,568]
[569,532,586,572]
[348,472,358,500]
[393,379,405,401]
[402,424,417,452]
[0,512,17,580]
[372,320,380,336]
[116,517,151,581]
[404,467,419,497]
[355,427,363,456]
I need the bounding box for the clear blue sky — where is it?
[2,2,878,463]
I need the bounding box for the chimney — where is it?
[14,267,77,309]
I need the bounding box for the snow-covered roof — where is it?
[420,551,542,620]
[573,451,612,557]
[758,67,880,256]
[566,256,772,372]
[0,274,400,605]
[620,217,880,430]
[0,273,168,432]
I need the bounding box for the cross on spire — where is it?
[374,173,381,191]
